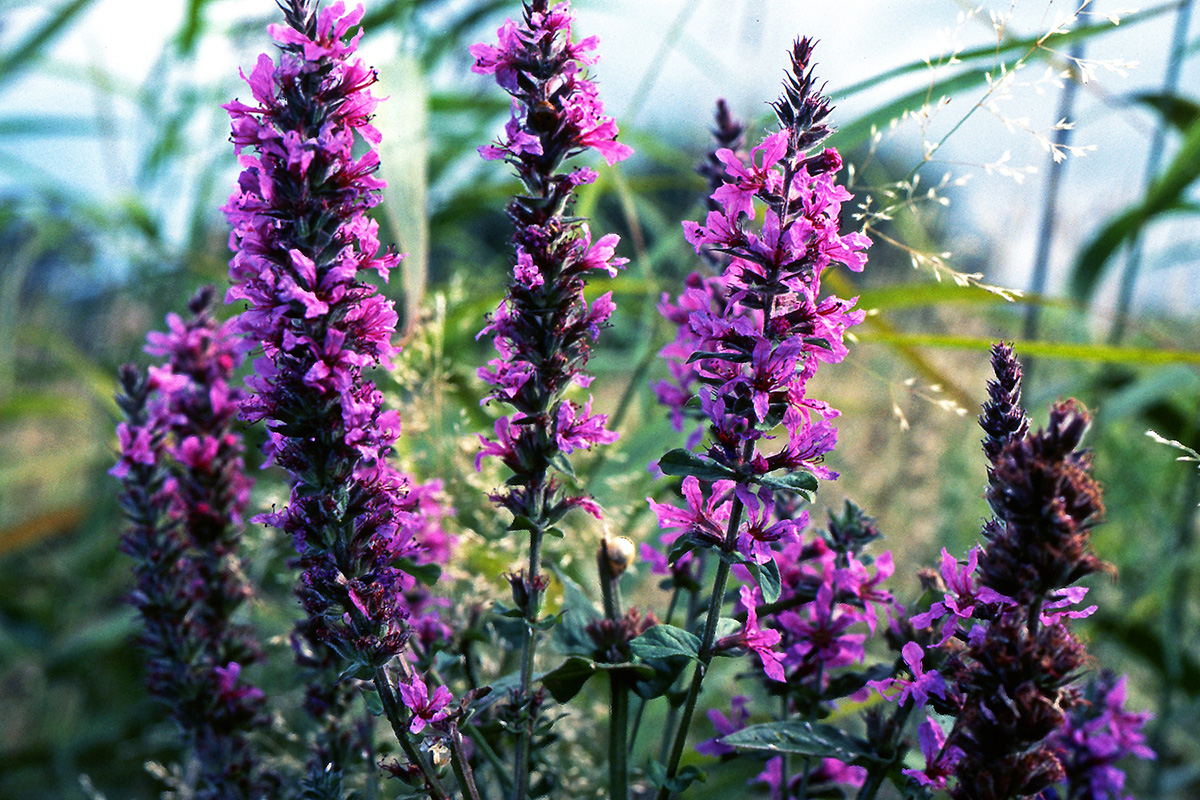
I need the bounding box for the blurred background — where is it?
[1,0,1198,798]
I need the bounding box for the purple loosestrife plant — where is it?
[112,288,270,800]
[646,39,871,800]
[876,343,1116,800]
[222,2,457,796]
[470,1,631,796]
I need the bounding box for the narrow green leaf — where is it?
[686,349,751,364]
[361,686,384,716]
[173,0,211,55]
[833,4,1172,102]
[630,624,701,662]
[658,448,737,481]
[549,452,576,479]
[0,115,96,138]
[854,332,1200,366]
[0,0,100,86]
[1131,92,1200,133]
[1071,117,1200,301]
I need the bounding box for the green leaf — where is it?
[832,4,1174,153]
[549,452,576,479]
[721,720,882,764]
[630,624,701,662]
[541,656,598,702]
[540,657,655,703]
[1070,117,1200,302]
[395,558,441,587]
[833,4,1172,102]
[758,470,819,495]
[551,567,601,655]
[0,0,100,88]
[747,559,782,604]
[509,514,539,532]
[853,332,1200,366]
[658,448,737,481]
[360,686,384,717]
[1131,92,1200,133]
[686,350,751,364]
[335,661,376,683]
[645,763,707,795]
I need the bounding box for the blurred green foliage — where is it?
[1,1,1199,798]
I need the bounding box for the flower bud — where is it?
[602,536,636,577]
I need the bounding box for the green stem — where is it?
[610,673,631,800]
[511,525,545,800]
[372,668,449,800]
[465,721,511,797]
[654,497,746,800]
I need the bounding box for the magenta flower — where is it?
[696,695,751,757]
[471,4,629,791]
[398,675,453,735]
[833,550,898,633]
[223,2,455,723]
[903,715,964,790]
[868,641,947,708]
[735,484,805,565]
[779,583,867,671]
[112,289,269,800]
[715,585,785,681]
[647,475,733,547]
[911,546,1014,644]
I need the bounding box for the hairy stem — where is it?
[372,668,449,800]
[512,525,545,800]
[655,496,746,800]
[451,725,484,800]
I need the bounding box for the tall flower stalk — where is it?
[222,2,452,795]
[650,38,869,799]
[470,1,632,796]
[880,344,1115,800]
[112,288,269,800]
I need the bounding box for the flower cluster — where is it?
[654,37,867,523]
[880,344,1114,800]
[222,11,456,791]
[471,0,631,515]
[470,2,631,792]
[650,37,871,667]
[643,48,906,799]
[112,288,269,800]
[1039,671,1155,800]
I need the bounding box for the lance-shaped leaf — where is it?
[721,720,883,765]
[658,448,737,481]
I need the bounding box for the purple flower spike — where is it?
[472,0,630,518]
[1039,672,1154,800]
[223,0,453,702]
[113,288,270,800]
[652,38,869,583]
[471,2,629,786]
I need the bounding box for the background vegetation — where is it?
[1,1,1198,798]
